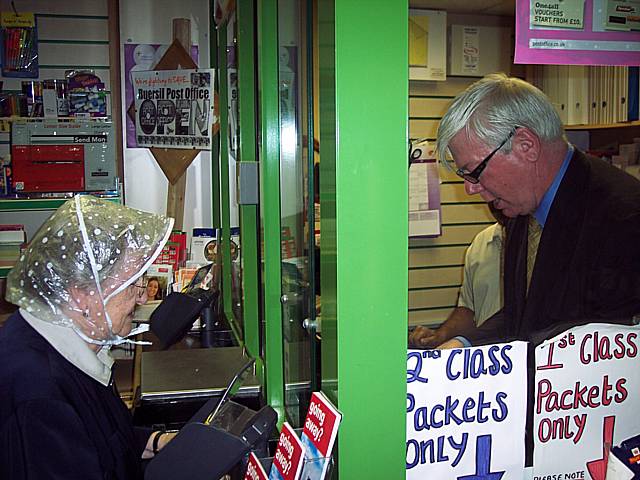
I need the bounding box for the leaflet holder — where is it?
[257,426,337,479]
[256,455,336,479]
[144,358,278,480]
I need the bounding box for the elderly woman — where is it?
[0,196,176,479]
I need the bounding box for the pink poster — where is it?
[515,0,640,65]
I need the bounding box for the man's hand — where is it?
[409,325,447,349]
[436,338,464,349]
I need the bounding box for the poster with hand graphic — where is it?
[533,323,640,480]
[406,342,528,479]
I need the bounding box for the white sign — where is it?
[461,27,480,74]
[406,342,528,479]
[533,324,640,480]
[408,139,441,237]
[132,69,214,149]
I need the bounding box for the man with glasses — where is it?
[435,73,640,348]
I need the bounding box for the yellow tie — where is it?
[527,216,542,292]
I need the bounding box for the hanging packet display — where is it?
[1,12,38,78]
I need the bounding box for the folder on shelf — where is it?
[567,65,589,125]
[628,67,639,122]
[597,66,605,125]
[604,66,613,125]
[543,65,561,123]
[588,66,598,125]
[611,66,617,123]
[601,66,610,125]
[619,66,629,123]
[556,65,569,125]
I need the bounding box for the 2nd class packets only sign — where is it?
[406,342,528,479]
[132,69,214,149]
[533,323,640,480]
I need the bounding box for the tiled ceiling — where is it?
[409,0,515,16]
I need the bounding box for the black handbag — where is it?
[149,289,218,349]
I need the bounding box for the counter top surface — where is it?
[140,346,259,402]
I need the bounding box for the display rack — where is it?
[0,195,121,278]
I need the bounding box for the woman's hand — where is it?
[142,430,179,459]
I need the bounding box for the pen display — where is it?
[1,11,38,78]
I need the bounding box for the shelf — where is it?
[0,198,70,210]
[565,120,640,131]
[0,195,120,211]
[0,116,111,123]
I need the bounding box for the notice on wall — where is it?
[406,342,528,479]
[533,323,640,479]
[461,27,480,74]
[123,44,199,148]
[132,69,214,150]
[408,140,441,237]
[530,0,585,29]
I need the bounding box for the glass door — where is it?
[278,0,316,426]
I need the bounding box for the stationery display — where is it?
[0,11,38,78]
[0,153,12,196]
[2,73,105,119]
[21,80,43,117]
[42,79,69,117]
[0,91,26,116]
[66,70,107,118]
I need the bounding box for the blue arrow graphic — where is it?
[457,435,505,480]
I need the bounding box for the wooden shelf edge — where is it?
[565,120,640,131]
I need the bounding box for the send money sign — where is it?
[406,342,528,479]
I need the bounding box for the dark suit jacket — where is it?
[468,148,640,345]
[0,312,150,479]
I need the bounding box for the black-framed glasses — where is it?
[455,127,519,184]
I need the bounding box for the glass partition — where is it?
[217,13,243,345]
[225,13,244,327]
[278,0,316,426]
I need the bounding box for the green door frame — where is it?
[318,1,408,478]
[257,0,286,422]
[236,0,261,361]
